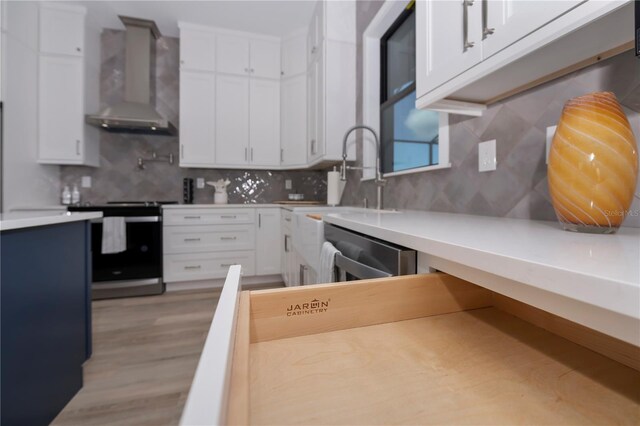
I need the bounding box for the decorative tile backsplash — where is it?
[60,29,326,205]
[342,1,640,227]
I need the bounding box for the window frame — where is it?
[361,0,451,181]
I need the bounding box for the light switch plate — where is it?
[196,178,205,189]
[285,179,292,190]
[81,176,91,188]
[546,125,557,164]
[478,139,497,172]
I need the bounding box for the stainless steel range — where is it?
[68,201,176,299]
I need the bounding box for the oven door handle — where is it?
[334,253,393,280]
[90,216,161,224]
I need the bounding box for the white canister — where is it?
[214,192,228,204]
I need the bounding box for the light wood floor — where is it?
[53,284,281,426]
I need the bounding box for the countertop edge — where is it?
[0,212,103,231]
[323,213,640,320]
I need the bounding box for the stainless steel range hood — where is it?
[86,16,177,136]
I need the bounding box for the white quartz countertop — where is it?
[324,210,640,320]
[0,211,103,231]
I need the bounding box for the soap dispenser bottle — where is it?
[62,186,71,205]
[71,184,81,205]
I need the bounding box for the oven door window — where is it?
[91,222,162,282]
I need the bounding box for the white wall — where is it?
[1,1,60,212]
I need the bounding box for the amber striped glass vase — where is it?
[548,92,638,234]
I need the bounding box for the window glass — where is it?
[380,5,439,175]
[381,91,439,173]
[384,12,416,100]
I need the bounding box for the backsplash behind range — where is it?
[61,29,326,204]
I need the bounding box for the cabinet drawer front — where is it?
[163,251,255,282]
[164,209,255,225]
[164,225,255,254]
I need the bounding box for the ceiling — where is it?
[75,0,317,38]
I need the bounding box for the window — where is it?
[380,3,440,174]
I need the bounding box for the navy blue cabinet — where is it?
[1,221,92,425]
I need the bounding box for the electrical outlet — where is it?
[478,139,497,172]
[546,125,557,164]
[81,176,91,188]
[196,178,205,189]
[285,179,292,190]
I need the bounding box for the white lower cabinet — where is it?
[163,207,282,285]
[164,224,255,254]
[255,208,281,276]
[164,251,256,282]
[281,210,294,286]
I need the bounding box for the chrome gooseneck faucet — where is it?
[340,125,386,210]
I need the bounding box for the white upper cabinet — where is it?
[38,55,84,162]
[250,39,281,79]
[179,25,216,72]
[215,74,250,165]
[281,75,307,167]
[417,0,483,95]
[307,1,324,63]
[416,0,634,112]
[308,52,325,163]
[217,34,250,75]
[179,71,216,167]
[217,34,279,79]
[249,79,280,166]
[39,4,84,56]
[281,33,306,77]
[37,3,99,166]
[482,1,582,59]
[306,0,355,166]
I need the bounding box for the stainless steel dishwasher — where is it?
[324,223,416,281]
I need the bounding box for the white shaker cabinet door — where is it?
[482,0,583,59]
[180,28,216,72]
[249,79,281,166]
[308,53,324,163]
[39,4,84,57]
[38,55,84,163]
[250,39,281,79]
[281,34,306,77]
[215,75,250,165]
[306,59,317,163]
[416,0,483,98]
[217,34,250,76]
[256,208,282,276]
[280,75,307,166]
[179,71,215,167]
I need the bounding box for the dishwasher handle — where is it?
[334,253,393,280]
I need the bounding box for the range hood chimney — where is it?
[86,16,177,135]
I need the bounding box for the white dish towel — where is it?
[101,217,126,254]
[318,241,340,284]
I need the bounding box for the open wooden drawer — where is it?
[181,266,640,425]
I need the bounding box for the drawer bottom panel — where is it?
[163,251,255,283]
[248,307,639,425]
